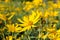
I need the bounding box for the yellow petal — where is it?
[20,26,31,32]
[23,16,29,23]
[29,11,36,21]
[32,25,36,27]
[15,27,22,32]
[8,15,14,20]
[33,12,41,24]
[33,18,40,24]
[8,36,13,40]
[17,18,24,23]
[19,23,27,27]
[8,12,15,20]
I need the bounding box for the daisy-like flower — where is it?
[17,11,42,32]
[6,36,13,40]
[6,23,22,32]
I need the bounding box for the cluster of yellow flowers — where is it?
[0,0,60,40]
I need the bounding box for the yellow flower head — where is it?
[6,24,22,32]
[6,36,13,40]
[17,11,41,32]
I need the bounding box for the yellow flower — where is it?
[0,14,7,21]
[17,11,41,32]
[6,24,22,32]
[33,0,43,6]
[50,11,58,16]
[6,36,13,40]
[23,4,33,11]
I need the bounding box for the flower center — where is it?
[27,21,33,26]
